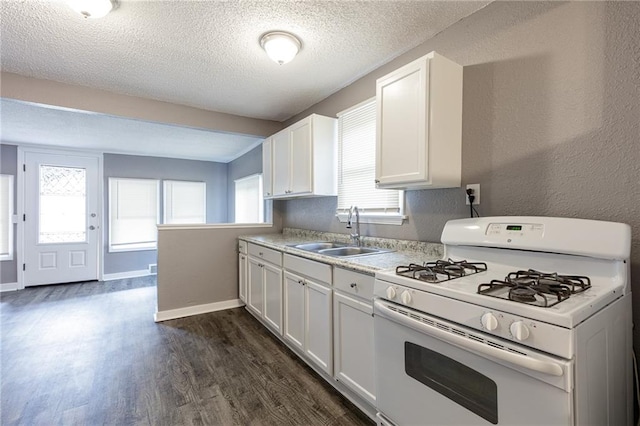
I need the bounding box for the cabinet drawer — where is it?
[334,268,374,301]
[238,240,248,254]
[284,254,331,285]
[248,243,282,267]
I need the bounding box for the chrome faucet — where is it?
[346,206,361,247]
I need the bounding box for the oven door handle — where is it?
[374,300,565,377]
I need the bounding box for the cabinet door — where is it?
[238,253,248,303]
[289,117,313,195]
[263,263,283,335]
[333,292,376,405]
[262,137,273,198]
[283,271,305,351]
[376,56,429,186]
[272,130,290,196]
[305,280,333,375]
[247,257,263,316]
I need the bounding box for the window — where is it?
[0,175,14,260]
[235,174,263,223]
[337,98,404,225]
[163,180,206,224]
[109,178,159,252]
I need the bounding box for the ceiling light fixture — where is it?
[68,0,116,19]
[260,31,302,65]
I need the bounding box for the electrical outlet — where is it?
[466,184,480,205]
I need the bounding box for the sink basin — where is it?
[318,246,389,257]
[292,241,347,252]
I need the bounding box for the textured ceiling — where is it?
[1,0,489,122]
[0,0,490,162]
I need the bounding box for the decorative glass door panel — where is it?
[39,165,87,244]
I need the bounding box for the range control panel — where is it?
[486,223,544,239]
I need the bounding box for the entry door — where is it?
[24,151,100,286]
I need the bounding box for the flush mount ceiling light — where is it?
[68,0,116,19]
[260,31,302,65]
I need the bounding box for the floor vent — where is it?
[148,264,158,275]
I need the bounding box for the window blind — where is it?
[109,178,159,251]
[163,180,206,224]
[235,174,263,223]
[337,99,400,212]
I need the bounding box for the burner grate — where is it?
[478,269,591,308]
[396,259,487,283]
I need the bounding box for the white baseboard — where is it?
[0,282,19,292]
[102,269,151,281]
[154,299,244,322]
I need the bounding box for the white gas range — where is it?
[373,217,633,426]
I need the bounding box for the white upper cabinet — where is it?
[264,114,337,199]
[375,51,463,190]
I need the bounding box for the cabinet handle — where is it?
[350,283,357,288]
[259,252,264,256]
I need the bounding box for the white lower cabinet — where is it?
[241,243,377,418]
[305,280,333,373]
[247,257,264,315]
[263,263,283,334]
[333,268,376,406]
[283,254,333,376]
[247,244,283,335]
[283,272,305,350]
[333,291,375,405]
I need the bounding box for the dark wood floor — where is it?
[1,277,373,425]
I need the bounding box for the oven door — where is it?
[374,300,573,426]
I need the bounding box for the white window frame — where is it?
[336,97,405,226]
[163,180,206,224]
[234,173,264,224]
[0,174,14,260]
[108,177,160,252]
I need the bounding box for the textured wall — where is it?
[226,144,263,222]
[103,154,228,274]
[0,144,18,284]
[282,2,640,346]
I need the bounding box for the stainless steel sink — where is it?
[292,241,347,252]
[317,246,389,257]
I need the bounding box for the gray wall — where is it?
[0,144,18,284]
[157,222,283,313]
[103,153,228,275]
[226,144,263,222]
[282,2,640,346]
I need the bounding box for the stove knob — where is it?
[481,313,498,331]
[510,321,530,341]
[401,290,412,305]
[386,287,397,300]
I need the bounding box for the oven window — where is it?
[405,342,498,424]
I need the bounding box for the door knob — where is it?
[89,225,96,230]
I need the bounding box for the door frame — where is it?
[17,145,104,289]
